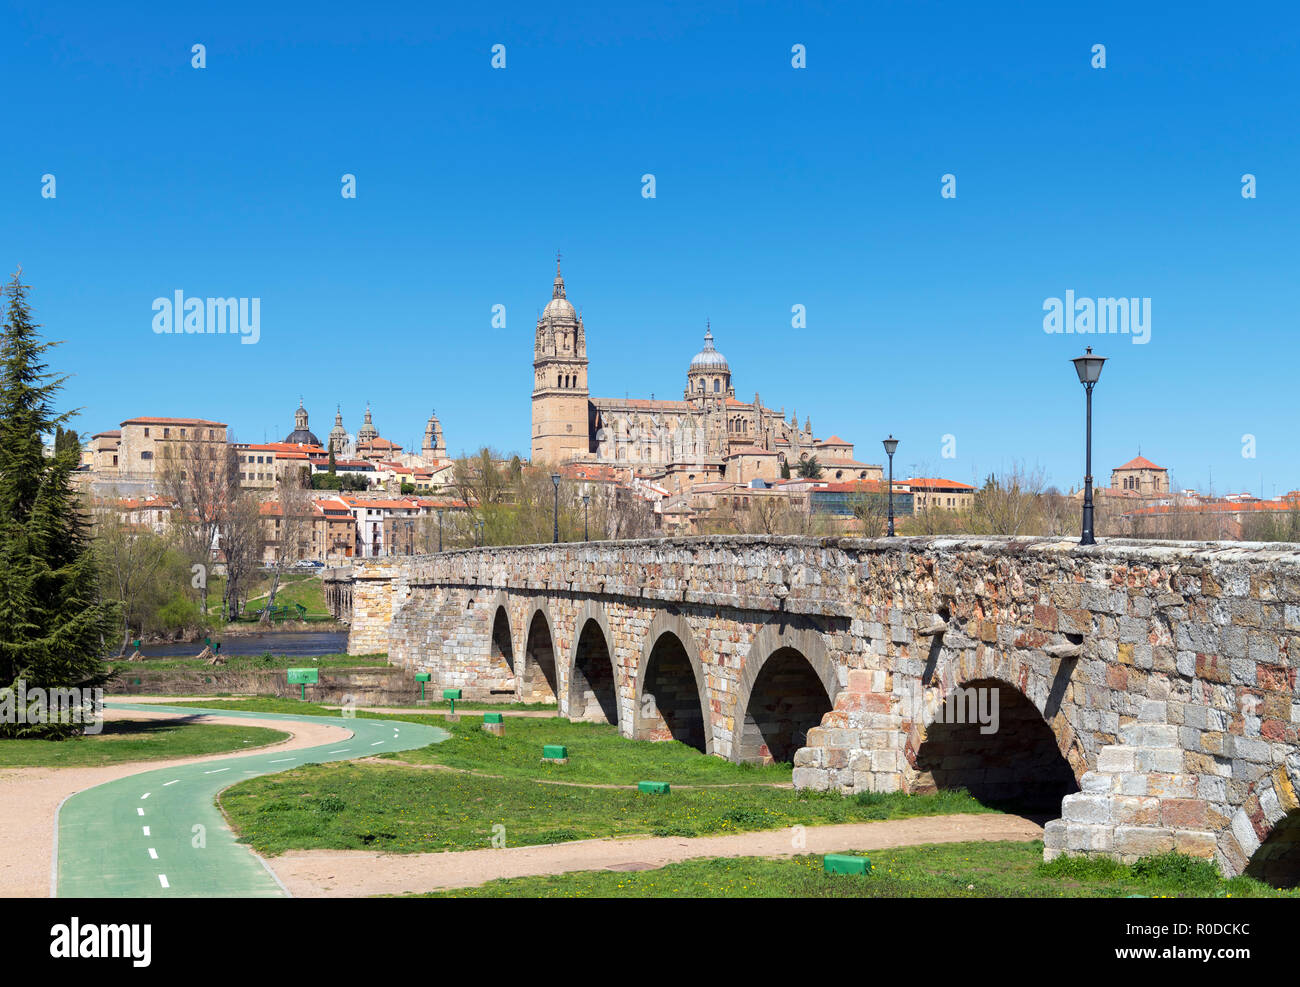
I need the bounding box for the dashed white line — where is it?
[136,808,145,816]
[269,757,294,763]
[142,826,150,836]
[140,792,151,800]
[158,874,169,889]
[328,749,350,754]
[148,848,158,860]
[204,768,229,774]
[370,741,384,746]
[163,779,179,786]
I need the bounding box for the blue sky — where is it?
[5,0,1298,495]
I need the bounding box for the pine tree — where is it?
[0,270,120,738]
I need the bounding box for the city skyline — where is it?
[7,1,1298,495]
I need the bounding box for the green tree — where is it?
[0,270,120,737]
[53,424,81,460]
[796,454,823,479]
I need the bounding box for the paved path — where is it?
[271,813,1046,897]
[54,703,447,898]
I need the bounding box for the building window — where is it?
[143,428,150,437]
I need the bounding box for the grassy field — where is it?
[418,841,1297,898]
[221,759,996,855]
[239,573,332,621]
[176,703,781,785]
[107,653,389,676]
[379,714,792,786]
[0,719,289,767]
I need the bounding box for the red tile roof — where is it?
[907,477,976,491]
[1115,456,1166,472]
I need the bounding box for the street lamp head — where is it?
[551,473,561,488]
[882,435,899,457]
[582,493,589,506]
[1072,346,1107,385]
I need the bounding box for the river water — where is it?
[139,630,350,659]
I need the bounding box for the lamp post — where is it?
[437,509,443,552]
[882,435,899,537]
[582,488,590,541]
[476,519,484,547]
[1072,346,1107,545]
[551,473,561,543]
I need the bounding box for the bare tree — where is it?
[971,463,1047,536]
[157,435,239,612]
[218,488,264,621]
[259,475,315,622]
[92,503,172,654]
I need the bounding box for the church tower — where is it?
[531,255,590,464]
[422,409,446,461]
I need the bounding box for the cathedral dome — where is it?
[689,329,729,371]
[284,401,321,446]
[543,296,577,321]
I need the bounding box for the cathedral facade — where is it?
[531,260,874,488]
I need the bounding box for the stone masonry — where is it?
[343,535,1300,877]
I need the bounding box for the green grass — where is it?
[220,760,997,856]
[419,842,1298,898]
[0,719,289,767]
[239,573,331,619]
[378,714,791,786]
[107,653,389,676]
[165,702,773,785]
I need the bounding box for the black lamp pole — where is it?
[582,492,590,541]
[1072,347,1107,545]
[882,435,899,537]
[551,473,561,543]
[437,509,443,552]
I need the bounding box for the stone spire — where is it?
[553,251,566,299]
[422,409,446,460]
[329,405,348,454]
[358,403,378,443]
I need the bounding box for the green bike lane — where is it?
[56,703,448,898]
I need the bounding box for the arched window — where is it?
[714,379,720,392]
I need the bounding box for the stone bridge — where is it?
[343,535,1300,883]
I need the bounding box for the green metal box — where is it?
[542,744,568,759]
[414,672,431,682]
[637,781,670,795]
[823,854,871,876]
[483,713,504,724]
[442,689,462,700]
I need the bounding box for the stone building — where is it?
[1111,454,1170,496]
[530,259,876,486]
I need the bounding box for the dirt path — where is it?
[0,707,351,898]
[269,813,1045,897]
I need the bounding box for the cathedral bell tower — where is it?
[531,255,591,464]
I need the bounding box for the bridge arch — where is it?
[732,621,839,764]
[566,601,621,728]
[908,674,1081,811]
[521,602,559,703]
[484,591,516,680]
[634,611,713,755]
[1229,766,1300,887]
